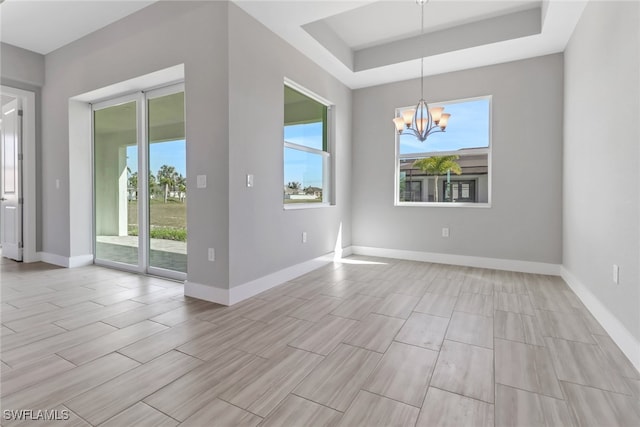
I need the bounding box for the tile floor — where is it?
[1,255,639,426]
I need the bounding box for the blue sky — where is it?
[284,123,323,188]
[127,140,186,177]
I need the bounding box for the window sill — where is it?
[283,203,334,211]
[395,202,491,208]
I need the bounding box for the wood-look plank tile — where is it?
[494,291,535,315]
[1,353,139,411]
[461,278,495,295]
[1,302,59,323]
[2,322,118,368]
[342,313,405,353]
[535,309,594,343]
[118,318,215,363]
[259,394,341,427]
[446,311,493,349]
[625,377,640,399]
[288,295,343,322]
[394,312,449,351]
[495,338,563,398]
[416,387,494,427]
[579,308,608,335]
[179,398,262,427]
[522,314,547,346]
[144,349,265,421]
[364,341,437,406]
[100,402,178,427]
[288,315,359,356]
[545,337,632,394]
[0,354,76,397]
[54,300,146,330]
[221,347,323,417]
[495,384,575,427]
[454,292,493,317]
[147,299,216,326]
[176,317,261,361]
[0,323,67,351]
[233,316,313,358]
[101,299,185,328]
[391,278,431,296]
[242,296,304,324]
[561,381,640,427]
[5,301,105,332]
[129,286,183,304]
[431,340,494,403]
[336,390,419,427]
[494,310,525,343]
[89,285,165,306]
[320,280,366,299]
[281,281,329,300]
[374,293,419,319]
[427,278,462,296]
[196,298,266,325]
[65,350,201,425]
[413,293,457,318]
[57,320,168,365]
[293,343,382,411]
[592,334,640,379]
[330,294,382,320]
[494,277,528,295]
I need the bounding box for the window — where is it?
[284,83,331,206]
[396,96,491,205]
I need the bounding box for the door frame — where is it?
[1,85,37,262]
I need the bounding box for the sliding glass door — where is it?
[93,84,186,280]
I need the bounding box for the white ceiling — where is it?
[0,0,588,89]
[0,0,156,55]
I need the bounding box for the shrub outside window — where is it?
[396,96,491,206]
[284,83,331,207]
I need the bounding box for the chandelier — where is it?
[393,0,450,142]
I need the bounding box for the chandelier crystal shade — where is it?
[393,0,451,142]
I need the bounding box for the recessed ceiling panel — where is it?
[321,0,541,50]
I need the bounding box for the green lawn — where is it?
[128,199,187,241]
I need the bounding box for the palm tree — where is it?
[413,155,462,202]
[157,165,178,203]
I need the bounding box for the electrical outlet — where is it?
[208,248,215,262]
[442,227,450,238]
[613,264,619,284]
[302,232,307,243]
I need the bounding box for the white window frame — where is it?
[283,78,334,210]
[394,95,492,208]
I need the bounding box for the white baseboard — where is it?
[39,252,70,267]
[185,249,345,306]
[350,246,561,275]
[184,280,230,305]
[38,252,94,268]
[561,266,640,372]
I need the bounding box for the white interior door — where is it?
[1,98,23,261]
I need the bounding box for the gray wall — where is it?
[352,55,564,264]
[41,1,230,287]
[563,1,640,341]
[227,4,352,287]
[1,42,45,251]
[1,43,45,87]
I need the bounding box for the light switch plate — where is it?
[197,175,207,189]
